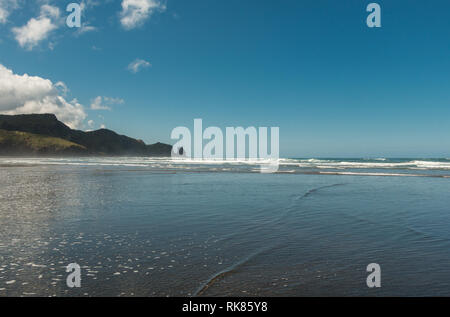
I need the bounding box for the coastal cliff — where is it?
[0,114,172,156]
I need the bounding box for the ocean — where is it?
[1,157,450,296]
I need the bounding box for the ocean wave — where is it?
[282,159,450,170]
[2,157,450,175]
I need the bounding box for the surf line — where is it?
[193,245,277,296]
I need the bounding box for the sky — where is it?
[0,0,449,157]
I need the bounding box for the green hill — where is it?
[0,114,172,156]
[0,129,88,155]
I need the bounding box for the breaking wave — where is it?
[1,157,450,177]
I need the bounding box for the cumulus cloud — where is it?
[90,96,124,110]
[12,4,61,50]
[120,0,166,30]
[0,0,19,24]
[0,64,86,129]
[127,58,151,73]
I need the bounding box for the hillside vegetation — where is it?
[0,114,172,156]
[0,129,88,155]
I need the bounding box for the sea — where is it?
[1,157,450,296]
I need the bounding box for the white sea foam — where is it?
[2,158,450,174]
[284,159,450,170]
[318,171,427,177]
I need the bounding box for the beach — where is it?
[1,157,450,296]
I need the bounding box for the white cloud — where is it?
[0,0,19,24]
[0,64,86,129]
[40,4,60,20]
[127,58,151,73]
[90,96,124,110]
[81,0,100,10]
[75,24,97,36]
[90,96,110,110]
[12,18,56,49]
[75,0,101,36]
[104,96,124,104]
[55,81,68,96]
[12,4,60,50]
[0,8,6,23]
[120,0,166,30]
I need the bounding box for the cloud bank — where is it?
[0,64,86,129]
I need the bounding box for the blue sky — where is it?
[0,0,449,157]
